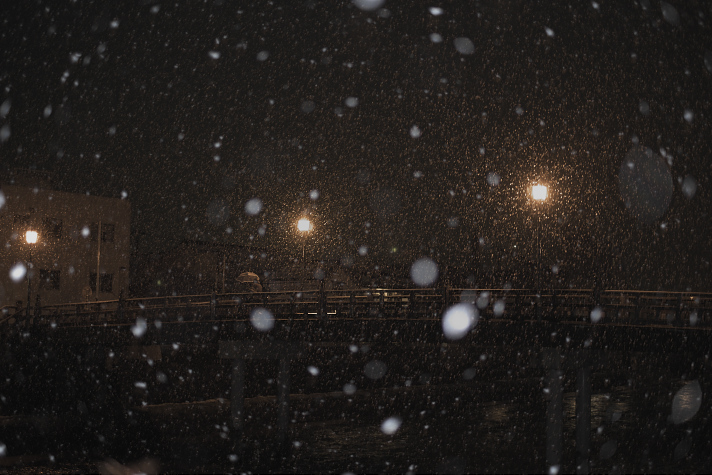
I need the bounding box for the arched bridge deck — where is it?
[4,288,712,330]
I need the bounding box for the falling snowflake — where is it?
[245,198,263,215]
[250,307,275,331]
[410,257,438,286]
[364,360,387,379]
[0,125,10,143]
[453,37,475,55]
[590,306,604,323]
[671,380,702,424]
[131,317,147,337]
[486,172,500,187]
[442,303,478,340]
[0,99,10,118]
[9,263,26,283]
[681,176,697,199]
[380,416,402,435]
[352,0,385,11]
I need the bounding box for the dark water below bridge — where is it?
[218,377,709,474]
[6,369,709,474]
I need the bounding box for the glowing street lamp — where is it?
[297,218,312,233]
[26,230,38,244]
[25,230,38,318]
[297,218,312,260]
[532,184,548,202]
[531,184,548,295]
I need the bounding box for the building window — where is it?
[102,223,115,243]
[90,223,115,243]
[89,273,113,293]
[39,269,61,290]
[41,217,63,239]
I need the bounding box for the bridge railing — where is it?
[596,290,712,326]
[7,288,712,328]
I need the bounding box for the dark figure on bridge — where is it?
[236,272,262,293]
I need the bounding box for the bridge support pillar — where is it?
[220,341,301,453]
[543,349,563,472]
[231,358,245,434]
[278,357,290,448]
[576,364,591,474]
[541,348,596,473]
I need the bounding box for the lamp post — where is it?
[297,218,312,285]
[532,184,548,295]
[297,218,312,260]
[25,229,38,318]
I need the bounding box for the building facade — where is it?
[0,184,130,309]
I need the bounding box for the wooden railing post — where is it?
[535,293,541,321]
[319,282,326,319]
[211,292,216,319]
[634,294,641,321]
[34,294,41,318]
[116,290,124,320]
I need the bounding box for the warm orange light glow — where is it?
[532,184,548,201]
[25,230,38,244]
[297,218,312,232]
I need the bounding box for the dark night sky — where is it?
[2,0,712,290]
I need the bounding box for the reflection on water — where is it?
[6,377,707,473]
[564,388,632,436]
[294,421,411,473]
[279,380,709,473]
[284,384,546,473]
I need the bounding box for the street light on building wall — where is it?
[531,184,548,295]
[25,230,38,318]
